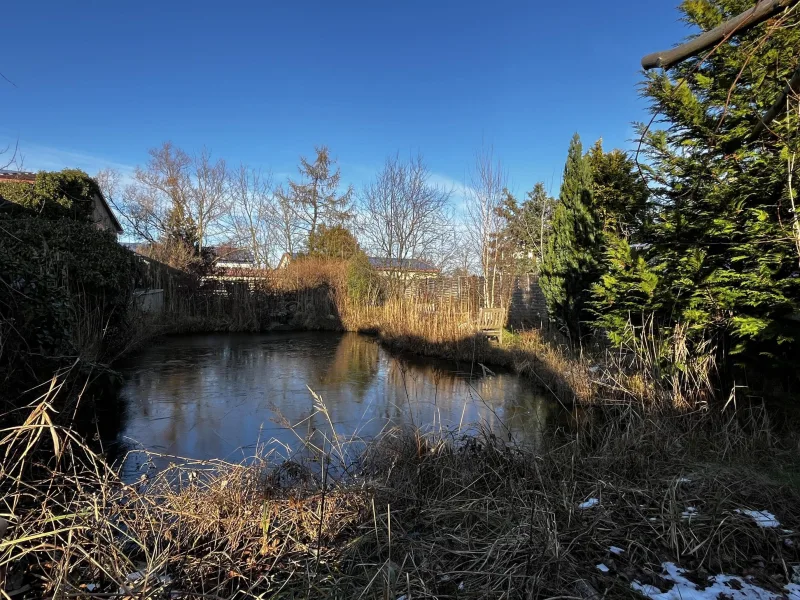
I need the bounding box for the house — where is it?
[0,170,123,237]
[367,257,439,279]
[209,246,256,269]
[277,252,300,269]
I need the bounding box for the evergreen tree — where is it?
[586,142,653,343]
[279,146,353,239]
[540,134,602,340]
[591,235,660,345]
[307,224,360,259]
[495,183,556,272]
[593,0,800,382]
[586,141,650,240]
[641,0,800,369]
[0,169,100,222]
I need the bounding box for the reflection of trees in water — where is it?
[381,357,551,445]
[115,333,562,466]
[320,333,380,396]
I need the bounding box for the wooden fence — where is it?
[404,273,549,329]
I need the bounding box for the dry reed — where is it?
[2,377,798,599]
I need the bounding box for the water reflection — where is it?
[114,332,558,473]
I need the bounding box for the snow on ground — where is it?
[681,506,698,520]
[578,498,599,510]
[609,546,625,555]
[631,562,800,600]
[596,563,610,573]
[736,509,781,528]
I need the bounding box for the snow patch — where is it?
[631,562,800,600]
[609,546,625,555]
[578,498,599,510]
[681,506,698,520]
[735,509,781,528]
[596,563,610,573]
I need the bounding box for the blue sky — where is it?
[1,0,689,198]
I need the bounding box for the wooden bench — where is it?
[477,307,506,343]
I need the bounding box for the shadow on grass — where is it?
[371,329,585,406]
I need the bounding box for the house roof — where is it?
[368,257,439,272]
[0,170,36,182]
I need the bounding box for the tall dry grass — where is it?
[340,292,714,409]
[1,379,798,599]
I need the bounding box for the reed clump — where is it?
[3,383,799,599]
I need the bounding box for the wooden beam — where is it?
[641,0,798,70]
[751,65,800,139]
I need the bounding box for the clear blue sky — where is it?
[1,0,688,198]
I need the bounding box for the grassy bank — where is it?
[2,390,799,599]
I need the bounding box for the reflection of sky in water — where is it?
[115,332,556,476]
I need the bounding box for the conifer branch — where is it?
[751,65,800,140]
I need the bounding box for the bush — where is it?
[0,216,138,397]
[0,169,100,222]
[346,252,383,305]
[308,224,360,260]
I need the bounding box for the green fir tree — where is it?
[540,134,602,341]
[594,0,800,383]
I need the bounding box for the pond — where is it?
[110,332,562,476]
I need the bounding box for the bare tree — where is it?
[229,165,275,268]
[465,146,508,308]
[0,139,20,171]
[274,184,303,257]
[94,167,122,205]
[191,147,229,251]
[121,142,195,244]
[438,228,477,275]
[278,146,353,240]
[120,142,230,251]
[359,154,452,277]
